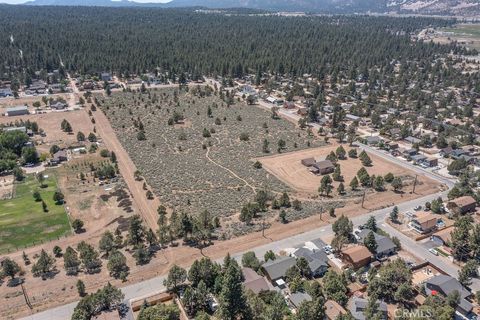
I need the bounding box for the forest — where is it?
[0,6,467,84]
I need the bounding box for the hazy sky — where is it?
[0,0,172,3]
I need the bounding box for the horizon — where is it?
[0,0,172,3]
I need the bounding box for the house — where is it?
[451,149,468,160]
[284,101,296,109]
[6,105,29,117]
[292,247,329,277]
[297,107,307,116]
[262,256,296,285]
[301,158,316,167]
[312,160,335,175]
[405,136,421,145]
[431,227,453,247]
[355,229,397,259]
[402,148,418,158]
[349,297,387,320]
[242,268,272,294]
[410,212,438,234]
[50,101,67,110]
[389,128,401,140]
[325,300,347,320]
[50,150,68,165]
[439,146,454,157]
[410,154,427,164]
[0,88,13,97]
[447,196,477,215]
[424,157,438,167]
[365,136,382,146]
[3,126,26,133]
[266,96,278,104]
[425,275,473,316]
[288,292,312,310]
[341,246,371,269]
[346,114,360,122]
[100,72,112,82]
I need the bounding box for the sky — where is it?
[0,0,171,3]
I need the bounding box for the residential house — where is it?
[411,154,427,164]
[346,114,360,122]
[100,72,112,82]
[388,128,401,140]
[451,149,468,160]
[425,275,473,316]
[410,212,438,234]
[297,107,308,116]
[355,229,397,259]
[349,297,387,320]
[50,101,67,110]
[341,246,371,269]
[50,150,68,165]
[6,106,29,117]
[242,268,272,294]
[439,146,454,158]
[447,196,477,215]
[301,158,316,167]
[402,148,418,159]
[292,247,329,277]
[3,126,26,133]
[262,256,296,286]
[325,300,347,320]
[0,88,13,97]
[284,101,296,109]
[312,160,335,175]
[288,292,312,311]
[405,136,421,145]
[424,157,438,167]
[365,136,382,146]
[431,227,453,247]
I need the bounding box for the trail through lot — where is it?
[92,108,160,230]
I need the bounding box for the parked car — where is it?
[323,245,332,254]
[414,205,422,211]
[428,248,439,256]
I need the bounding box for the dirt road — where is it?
[92,109,160,230]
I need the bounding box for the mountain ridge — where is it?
[19,0,480,16]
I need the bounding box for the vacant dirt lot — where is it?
[0,110,94,153]
[258,144,442,207]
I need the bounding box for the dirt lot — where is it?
[0,94,71,109]
[0,110,94,153]
[0,174,14,200]
[258,144,442,206]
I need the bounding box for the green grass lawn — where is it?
[443,24,480,37]
[0,172,71,253]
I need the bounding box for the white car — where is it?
[428,248,439,256]
[323,245,332,254]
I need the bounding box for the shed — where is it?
[6,105,29,117]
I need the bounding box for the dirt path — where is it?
[205,147,256,192]
[92,109,160,230]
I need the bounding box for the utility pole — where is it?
[361,189,366,208]
[412,174,418,194]
[262,216,265,237]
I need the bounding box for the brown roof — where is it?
[433,227,453,244]
[341,245,371,263]
[414,212,438,229]
[325,300,347,320]
[242,267,271,294]
[314,160,334,170]
[449,196,476,208]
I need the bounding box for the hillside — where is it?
[21,0,480,16]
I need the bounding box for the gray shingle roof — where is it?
[262,256,296,281]
[357,230,396,255]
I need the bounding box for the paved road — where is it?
[22,86,470,320]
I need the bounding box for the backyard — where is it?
[0,172,71,253]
